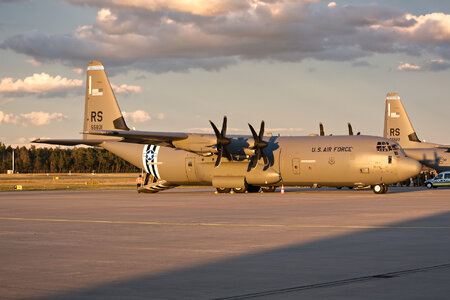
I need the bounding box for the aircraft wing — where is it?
[32,138,106,146]
[435,145,450,152]
[84,130,189,146]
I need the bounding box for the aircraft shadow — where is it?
[35,212,450,300]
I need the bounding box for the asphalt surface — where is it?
[0,187,449,300]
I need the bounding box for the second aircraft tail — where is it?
[383,93,421,148]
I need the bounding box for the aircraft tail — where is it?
[383,93,421,147]
[83,61,129,139]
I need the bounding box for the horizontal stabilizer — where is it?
[84,130,188,145]
[32,138,105,146]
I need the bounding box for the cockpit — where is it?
[376,141,406,157]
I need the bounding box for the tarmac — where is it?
[0,187,449,300]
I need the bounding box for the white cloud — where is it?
[73,68,84,75]
[398,59,450,72]
[187,127,243,133]
[266,127,304,132]
[398,62,421,71]
[122,110,150,122]
[0,110,67,126]
[111,83,142,94]
[0,73,82,96]
[3,2,450,72]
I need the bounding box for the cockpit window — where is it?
[377,141,406,156]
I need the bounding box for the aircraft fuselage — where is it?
[102,135,421,189]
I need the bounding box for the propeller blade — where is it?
[210,116,233,167]
[250,148,260,169]
[221,116,227,136]
[223,145,233,162]
[261,150,269,166]
[249,123,258,141]
[248,121,269,169]
[209,120,221,139]
[348,122,354,136]
[319,122,324,136]
[215,147,223,167]
[259,120,265,140]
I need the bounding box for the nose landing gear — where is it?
[372,184,388,194]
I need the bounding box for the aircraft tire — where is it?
[233,187,247,193]
[382,184,388,193]
[426,182,433,189]
[372,184,385,194]
[217,187,231,193]
[261,186,276,193]
[247,185,261,193]
[336,187,343,190]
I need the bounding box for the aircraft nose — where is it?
[398,158,422,180]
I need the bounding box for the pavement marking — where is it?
[1,217,449,229]
[214,263,450,299]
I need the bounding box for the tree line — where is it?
[0,142,139,173]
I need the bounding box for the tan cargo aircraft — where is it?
[34,61,421,194]
[384,93,450,172]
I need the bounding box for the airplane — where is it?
[383,93,450,172]
[33,61,421,194]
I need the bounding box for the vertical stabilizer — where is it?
[83,61,129,139]
[383,93,420,147]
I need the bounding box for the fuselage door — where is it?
[185,157,198,182]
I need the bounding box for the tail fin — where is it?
[83,61,129,139]
[383,93,421,147]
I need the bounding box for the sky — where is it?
[1,0,450,147]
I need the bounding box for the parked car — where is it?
[425,171,450,189]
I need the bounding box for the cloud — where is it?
[398,59,450,71]
[0,73,82,96]
[156,112,165,120]
[398,62,421,71]
[0,110,67,126]
[26,59,41,67]
[111,84,142,94]
[187,127,243,133]
[73,68,84,75]
[2,1,450,72]
[122,110,150,122]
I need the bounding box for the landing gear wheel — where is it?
[372,184,387,194]
[247,185,261,193]
[426,182,433,189]
[382,184,388,193]
[336,187,343,190]
[216,187,231,193]
[233,187,247,193]
[261,186,276,193]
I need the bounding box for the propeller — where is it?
[248,120,269,169]
[209,116,233,167]
[319,122,325,136]
[348,122,360,135]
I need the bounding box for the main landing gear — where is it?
[216,185,274,194]
[372,184,388,194]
